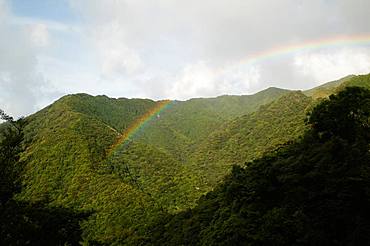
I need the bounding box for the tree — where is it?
[0,110,24,204]
[0,109,13,122]
[146,87,370,245]
[0,109,89,245]
[307,86,370,143]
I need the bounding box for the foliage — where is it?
[303,75,354,99]
[147,86,370,245]
[307,86,370,143]
[0,111,88,246]
[136,87,289,158]
[340,73,370,90]
[1,200,89,246]
[0,108,14,121]
[0,118,24,204]
[183,91,313,194]
[3,74,370,244]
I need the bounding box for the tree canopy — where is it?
[146,87,370,245]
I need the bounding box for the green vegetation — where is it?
[0,111,88,245]
[186,91,313,193]
[135,87,289,158]
[303,75,355,99]
[1,74,370,244]
[146,86,370,245]
[14,95,165,244]
[304,74,370,99]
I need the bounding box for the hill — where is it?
[1,73,370,244]
[183,73,370,195]
[185,91,313,193]
[134,87,290,159]
[303,75,355,99]
[6,85,289,243]
[146,86,370,246]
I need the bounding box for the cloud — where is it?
[28,23,49,47]
[0,0,46,118]
[95,23,142,76]
[69,0,370,98]
[294,48,370,84]
[139,61,260,100]
[169,61,218,99]
[2,0,370,116]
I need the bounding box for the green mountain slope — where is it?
[17,95,171,244]
[54,93,158,132]
[340,73,370,90]
[3,73,369,244]
[13,87,289,243]
[167,74,370,207]
[135,87,290,159]
[186,91,313,193]
[147,86,370,246]
[303,75,355,99]
[304,74,370,99]
[184,73,370,195]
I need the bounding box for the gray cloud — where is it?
[1,0,370,116]
[72,0,370,61]
[0,1,46,118]
[69,0,370,97]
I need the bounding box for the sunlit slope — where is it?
[183,73,370,194]
[13,73,370,244]
[18,74,370,205]
[17,95,181,243]
[54,93,158,132]
[340,73,370,89]
[147,86,370,246]
[135,87,290,158]
[17,87,289,206]
[304,75,355,99]
[304,73,370,99]
[184,91,313,193]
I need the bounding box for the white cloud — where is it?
[28,23,49,47]
[219,63,261,94]
[69,0,370,100]
[169,61,217,99]
[0,0,46,118]
[167,61,261,100]
[95,23,142,76]
[294,48,370,84]
[2,0,370,117]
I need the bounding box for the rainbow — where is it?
[217,34,370,73]
[106,34,370,156]
[107,100,172,156]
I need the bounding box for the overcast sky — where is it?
[1,0,370,117]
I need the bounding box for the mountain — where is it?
[303,75,355,99]
[183,73,370,196]
[134,87,289,159]
[1,73,370,244]
[9,84,290,243]
[145,86,370,246]
[185,91,313,193]
[303,74,370,99]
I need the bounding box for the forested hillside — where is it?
[146,86,370,246]
[1,74,370,245]
[185,91,313,193]
[0,84,289,244]
[135,87,289,159]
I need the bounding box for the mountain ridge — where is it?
[2,73,370,244]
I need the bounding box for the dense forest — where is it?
[1,74,370,245]
[145,86,370,245]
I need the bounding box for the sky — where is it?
[1,0,370,117]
